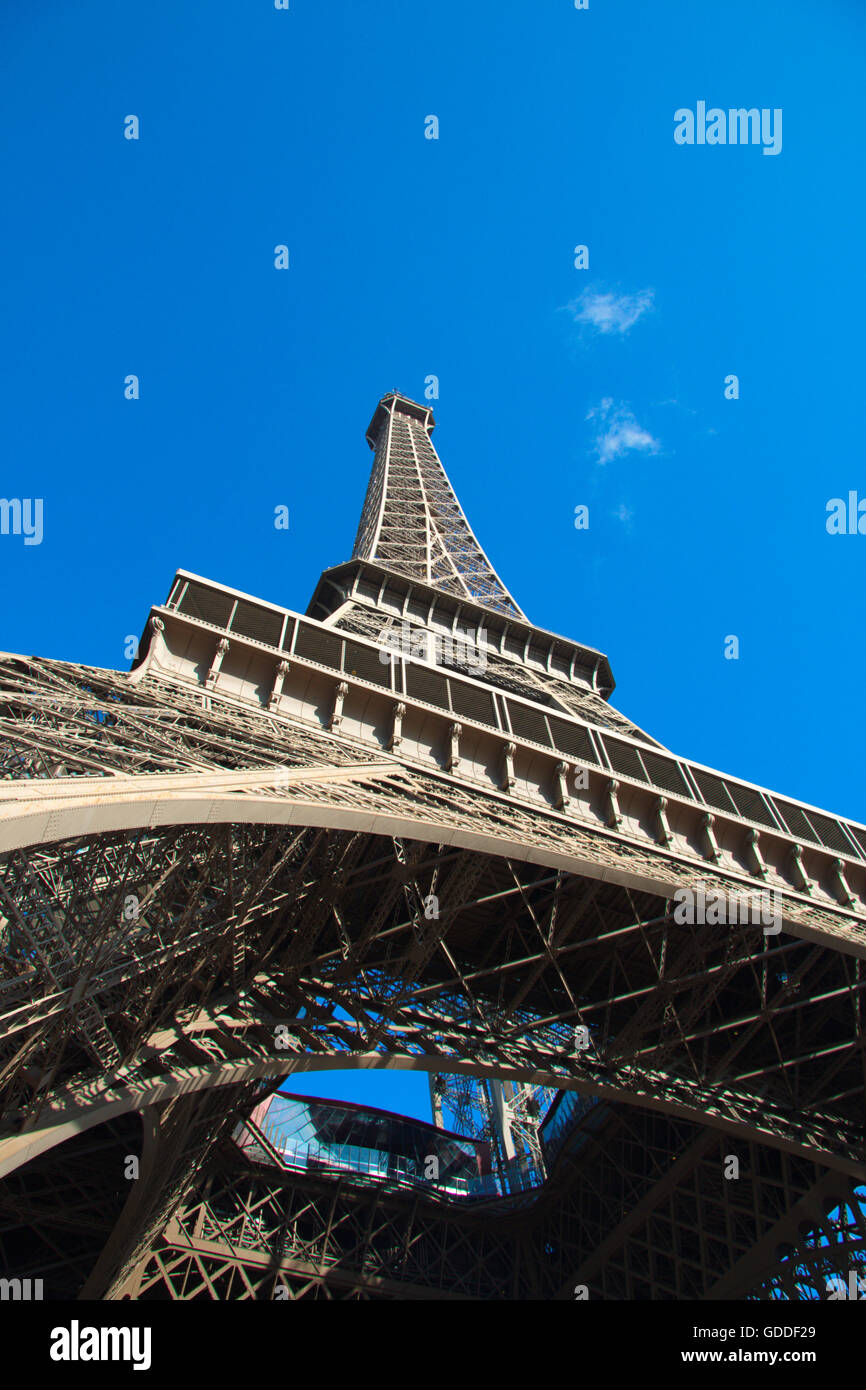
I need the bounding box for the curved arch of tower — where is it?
[1,392,865,1300]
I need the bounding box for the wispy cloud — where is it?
[586,399,661,464]
[565,287,654,336]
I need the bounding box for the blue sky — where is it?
[3,0,865,1122]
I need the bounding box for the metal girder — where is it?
[352,393,525,619]
[2,391,865,1300]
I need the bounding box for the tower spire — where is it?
[352,391,526,620]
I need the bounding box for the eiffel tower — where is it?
[1,390,865,1301]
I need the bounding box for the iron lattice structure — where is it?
[0,390,865,1300]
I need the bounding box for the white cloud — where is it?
[586,399,661,464]
[566,287,654,336]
